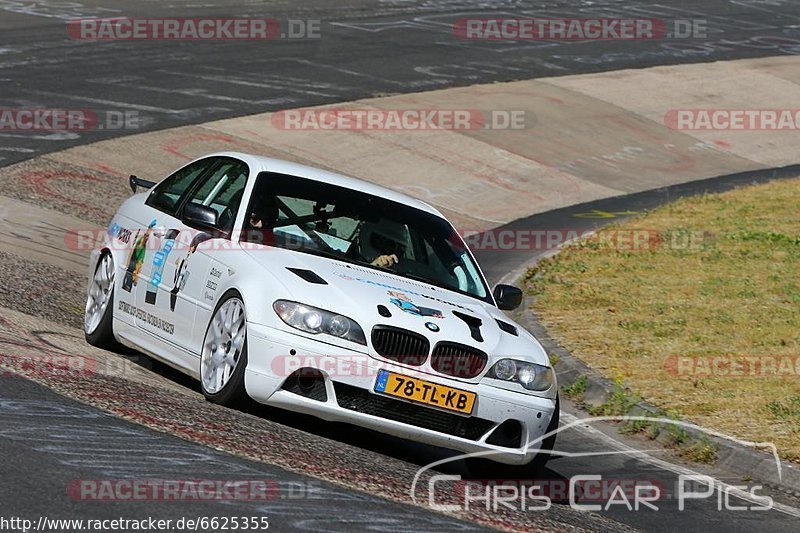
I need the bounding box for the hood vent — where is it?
[495,319,518,336]
[452,311,483,343]
[286,267,327,285]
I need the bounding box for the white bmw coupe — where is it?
[85,152,559,470]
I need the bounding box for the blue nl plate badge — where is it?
[374,369,390,392]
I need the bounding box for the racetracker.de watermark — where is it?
[0,354,96,379]
[67,18,320,40]
[0,109,141,131]
[453,18,707,40]
[270,109,528,131]
[66,227,715,253]
[271,354,489,379]
[665,355,800,378]
[665,109,800,131]
[0,353,141,380]
[462,229,715,252]
[68,479,319,501]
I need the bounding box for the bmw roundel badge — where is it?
[425,322,440,332]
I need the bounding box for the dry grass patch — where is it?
[525,178,800,461]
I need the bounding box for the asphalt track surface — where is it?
[3,0,800,166]
[0,375,485,532]
[2,1,800,531]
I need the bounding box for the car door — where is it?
[139,157,249,355]
[126,157,219,356]
[116,157,215,331]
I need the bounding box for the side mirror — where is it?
[183,202,218,231]
[493,284,523,311]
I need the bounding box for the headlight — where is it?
[273,300,366,345]
[493,359,517,381]
[487,358,553,391]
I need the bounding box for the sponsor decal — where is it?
[334,272,469,310]
[388,291,444,318]
[118,300,174,335]
[107,222,131,244]
[145,229,180,305]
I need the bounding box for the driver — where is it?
[243,196,280,246]
[249,197,279,229]
[358,220,408,268]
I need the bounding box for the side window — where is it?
[145,158,215,216]
[185,159,249,234]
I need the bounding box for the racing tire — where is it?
[84,251,119,349]
[200,291,249,407]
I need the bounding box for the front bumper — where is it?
[244,323,557,465]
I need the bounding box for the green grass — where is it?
[526,177,800,461]
[562,374,588,400]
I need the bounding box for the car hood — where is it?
[244,247,549,379]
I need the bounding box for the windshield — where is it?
[241,172,491,303]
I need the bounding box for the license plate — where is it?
[374,370,476,415]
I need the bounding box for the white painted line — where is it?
[24,89,189,115]
[164,70,340,99]
[560,412,800,518]
[292,59,407,86]
[131,83,287,105]
[0,132,78,140]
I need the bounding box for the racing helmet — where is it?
[359,219,408,261]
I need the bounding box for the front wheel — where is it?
[85,252,118,349]
[200,292,249,406]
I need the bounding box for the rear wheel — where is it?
[84,252,117,348]
[467,395,560,479]
[200,292,249,406]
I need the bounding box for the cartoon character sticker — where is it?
[388,291,444,318]
[170,232,212,311]
[122,219,157,293]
